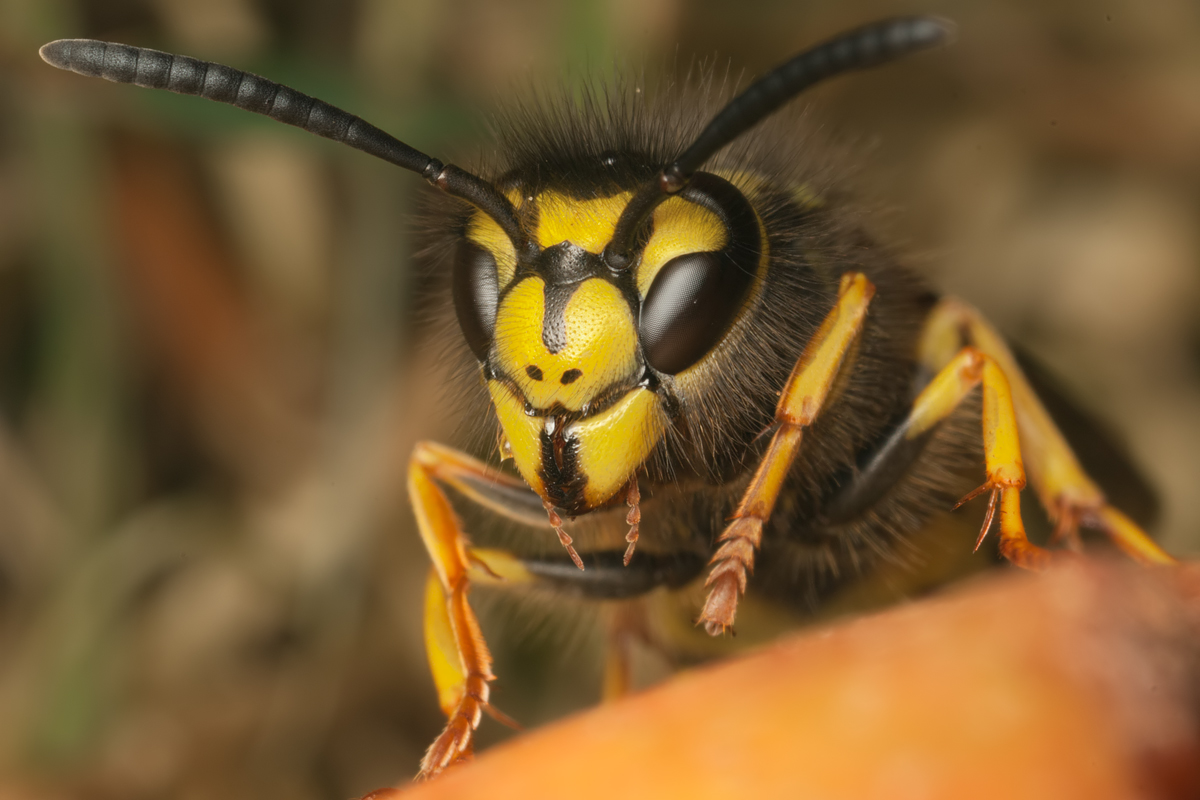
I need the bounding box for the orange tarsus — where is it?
[699,514,766,634]
[417,684,483,778]
[699,570,741,636]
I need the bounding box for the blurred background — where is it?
[0,0,1198,797]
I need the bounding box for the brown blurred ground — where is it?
[0,1,1197,798]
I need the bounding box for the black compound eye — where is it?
[638,250,753,374]
[452,239,500,360]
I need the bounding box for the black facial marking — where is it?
[526,365,544,381]
[560,369,583,385]
[539,420,589,514]
[539,241,594,285]
[534,242,612,354]
[541,283,576,354]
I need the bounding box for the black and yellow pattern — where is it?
[38,15,1173,783]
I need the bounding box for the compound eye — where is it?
[452,239,500,360]
[639,250,752,374]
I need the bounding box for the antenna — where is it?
[604,16,955,268]
[39,38,528,253]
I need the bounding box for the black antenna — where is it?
[604,16,955,269]
[39,39,527,252]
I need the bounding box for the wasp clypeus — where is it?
[40,14,1175,780]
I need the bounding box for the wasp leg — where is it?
[411,442,570,777]
[409,441,506,778]
[411,441,706,776]
[699,272,875,635]
[919,299,1174,565]
[906,346,1046,567]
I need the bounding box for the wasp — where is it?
[39,15,1175,780]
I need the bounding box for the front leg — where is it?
[408,442,503,777]
[699,272,875,635]
[409,441,695,777]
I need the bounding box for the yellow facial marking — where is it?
[465,215,516,288]
[465,188,523,291]
[566,387,666,507]
[534,190,632,253]
[493,276,638,412]
[488,380,545,496]
[489,382,665,511]
[464,187,523,288]
[637,196,727,296]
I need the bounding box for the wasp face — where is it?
[453,173,764,514]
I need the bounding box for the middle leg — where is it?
[903,346,1047,567]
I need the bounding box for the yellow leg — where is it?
[920,299,1174,565]
[908,345,1049,568]
[698,272,875,635]
[409,442,535,778]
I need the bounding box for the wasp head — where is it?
[452,173,764,515]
